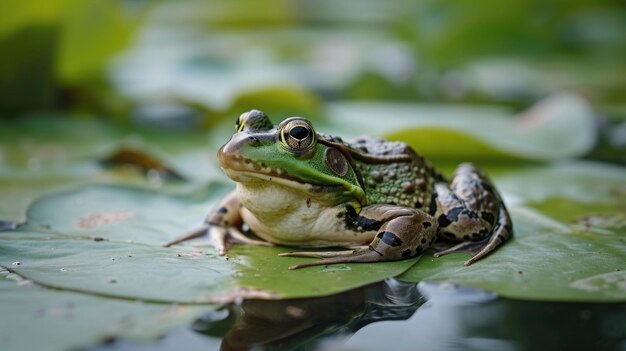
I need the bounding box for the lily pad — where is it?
[0,275,207,351]
[399,161,626,302]
[1,184,415,303]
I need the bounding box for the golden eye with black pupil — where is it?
[280,119,316,153]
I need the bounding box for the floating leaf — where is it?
[399,161,626,302]
[1,184,415,304]
[0,276,208,351]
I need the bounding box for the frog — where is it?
[164,110,513,270]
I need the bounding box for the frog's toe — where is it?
[228,227,273,247]
[432,240,479,258]
[162,224,210,248]
[209,226,229,255]
[281,248,383,270]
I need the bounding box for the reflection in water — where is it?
[194,280,423,350]
[89,279,626,351]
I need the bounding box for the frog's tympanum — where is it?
[165,110,513,269]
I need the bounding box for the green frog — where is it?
[165,110,513,269]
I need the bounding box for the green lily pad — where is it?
[399,161,626,302]
[0,275,208,351]
[1,184,415,303]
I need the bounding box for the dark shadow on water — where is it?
[87,279,626,351]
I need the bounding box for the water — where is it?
[88,279,626,351]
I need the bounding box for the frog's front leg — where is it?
[280,205,437,270]
[163,190,271,255]
[433,163,513,266]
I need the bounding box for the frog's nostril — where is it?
[247,136,261,146]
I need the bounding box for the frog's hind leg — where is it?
[281,205,437,270]
[432,163,512,266]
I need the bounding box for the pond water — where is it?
[89,280,626,351]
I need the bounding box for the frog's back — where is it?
[344,136,440,210]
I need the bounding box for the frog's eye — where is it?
[280,118,316,152]
[236,110,273,132]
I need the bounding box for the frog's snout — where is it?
[218,132,260,168]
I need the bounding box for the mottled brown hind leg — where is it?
[433,163,512,266]
[280,205,437,270]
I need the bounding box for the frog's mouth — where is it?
[220,157,345,198]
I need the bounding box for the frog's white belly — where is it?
[236,182,374,246]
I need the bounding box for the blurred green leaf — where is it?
[56,1,140,84]
[327,92,596,162]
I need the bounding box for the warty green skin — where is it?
[164,110,513,269]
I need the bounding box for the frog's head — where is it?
[218,110,366,205]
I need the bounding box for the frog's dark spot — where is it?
[402,249,412,258]
[414,246,423,256]
[224,220,229,225]
[422,221,432,229]
[420,238,427,244]
[218,207,228,214]
[376,231,403,247]
[345,206,383,232]
[497,234,507,242]
[428,193,438,215]
[504,224,513,233]
[414,201,422,208]
[481,211,495,225]
[463,235,470,240]
[402,182,415,194]
[480,181,495,194]
[438,214,452,228]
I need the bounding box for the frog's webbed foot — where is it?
[279,247,384,270]
[163,224,272,256]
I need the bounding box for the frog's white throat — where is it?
[235,181,371,246]
[236,181,318,219]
